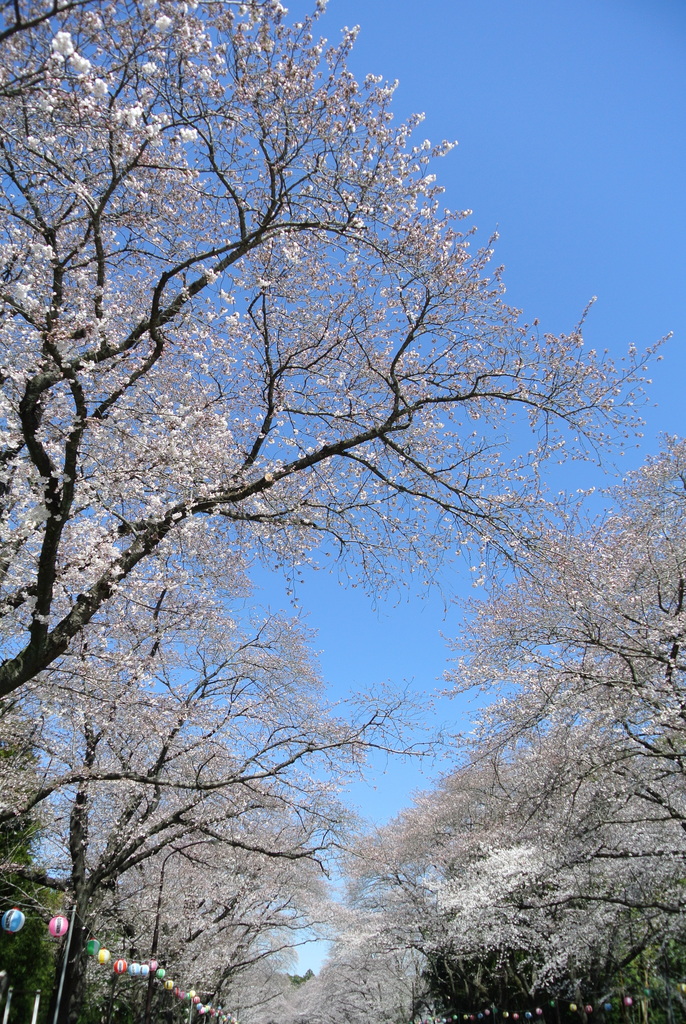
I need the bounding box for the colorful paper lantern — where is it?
[584,1007,593,1015]
[128,963,141,976]
[49,915,69,937]
[623,998,633,1007]
[140,965,150,978]
[98,948,111,964]
[525,1014,532,1020]
[194,996,201,1004]
[569,1006,577,1013]
[512,1015,519,1021]
[156,968,166,979]
[165,980,174,990]
[603,1005,612,1012]
[536,1011,543,1017]
[86,939,101,955]
[113,959,128,975]
[189,991,196,999]
[1,909,26,933]
[149,960,158,971]
[502,1014,509,1020]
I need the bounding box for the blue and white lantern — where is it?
[1,908,25,933]
[128,962,141,976]
[140,965,150,978]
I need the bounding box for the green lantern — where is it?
[87,939,101,955]
[156,968,166,979]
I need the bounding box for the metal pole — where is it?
[30,991,41,1024]
[52,905,77,1024]
[1,987,13,1024]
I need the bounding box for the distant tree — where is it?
[289,970,315,987]
[0,0,653,699]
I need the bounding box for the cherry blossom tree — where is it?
[73,838,331,1024]
[325,733,686,1017]
[0,0,654,698]
[0,585,417,1024]
[452,437,686,869]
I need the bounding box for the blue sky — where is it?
[272,0,686,968]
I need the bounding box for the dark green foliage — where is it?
[0,743,59,1024]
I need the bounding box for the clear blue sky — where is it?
[270,0,685,967]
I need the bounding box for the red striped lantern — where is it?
[113,959,128,974]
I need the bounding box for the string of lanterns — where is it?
[413,990,686,1024]
[1,909,237,1024]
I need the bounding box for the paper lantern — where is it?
[623,998,633,1007]
[149,960,158,971]
[569,1005,577,1013]
[156,968,166,979]
[194,996,201,1004]
[98,949,111,964]
[86,939,101,955]
[678,985,686,995]
[584,1008,593,1015]
[140,965,150,978]
[525,1014,532,1020]
[113,959,128,975]
[512,1015,519,1021]
[128,963,141,976]
[1,909,25,933]
[189,992,196,999]
[603,1005,612,1012]
[502,1014,509,1020]
[536,1011,543,1017]
[49,915,69,937]
[165,980,174,990]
